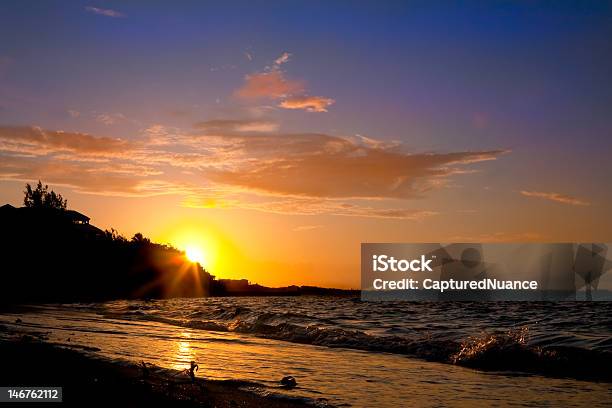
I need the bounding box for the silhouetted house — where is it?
[65,210,90,224]
[60,208,103,237]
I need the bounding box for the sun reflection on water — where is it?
[172,330,196,371]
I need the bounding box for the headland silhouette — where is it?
[0,181,356,304]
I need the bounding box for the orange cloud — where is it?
[293,225,322,232]
[450,231,546,242]
[235,71,304,99]
[0,126,130,155]
[250,200,438,220]
[185,194,438,220]
[235,52,335,113]
[194,119,278,133]
[204,132,506,199]
[0,123,508,219]
[0,155,144,195]
[520,190,590,206]
[279,96,335,112]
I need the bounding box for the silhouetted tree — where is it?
[1,183,213,303]
[104,228,127,243]
[131,232,150,244]
[23,181,67,210]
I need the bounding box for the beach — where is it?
[0,334,314,408]
[1,298,611,407]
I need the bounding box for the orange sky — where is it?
[2,174,611,289]
[1,3,612,288]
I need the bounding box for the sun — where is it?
[185,245,206,265]
[163,225,222,272]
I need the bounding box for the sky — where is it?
[1,1,611,288]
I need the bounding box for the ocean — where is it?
[1,297,611,407]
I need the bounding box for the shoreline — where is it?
[2,301,611,385]
[0,334,326,408]
[1,303,611,408]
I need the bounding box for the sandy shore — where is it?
[0,334,320,408]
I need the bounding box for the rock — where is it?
[280,375,297,388]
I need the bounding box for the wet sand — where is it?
[2,303,611,408]
[0,335,315,408]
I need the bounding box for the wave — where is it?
[113,307,612,382]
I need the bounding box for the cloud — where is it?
[194,119,278,133]
[293,225,323,232]
[279,96,335,113]
[185,195,438,220]
[0,126,130,155]
[274,52,291,66]
[520,190,590,206]
[85,6,126,18]
[253,201,438,220]
[96,113,126,125]
[68,110,80,118]
[0,155,144,195]
[235,52,335,113]
[235,71,304,99]
[0,123,507,219]
[201,132,507,199]
[449,231,546,242]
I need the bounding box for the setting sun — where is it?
[162,223,224,273]
[185,245,206,265]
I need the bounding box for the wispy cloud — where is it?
[449,231,546,242]
[0,155,152,196]
[85,6,126,18]
[0,123,507,219]
[0,126,130,155]
[254,201,438,220]
[95,113,126,125]
[201,132,507,199]
[235,52,334,113]
[279,96,335,113]
[194,119,279,133]
[293,225,323,232]
[274,52,291,66]
[520,190,590,206]
[235,70,304,99]
[185,195,439,220]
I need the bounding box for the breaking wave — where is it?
[96,299,612,381]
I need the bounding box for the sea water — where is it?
[1,297,610,407]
